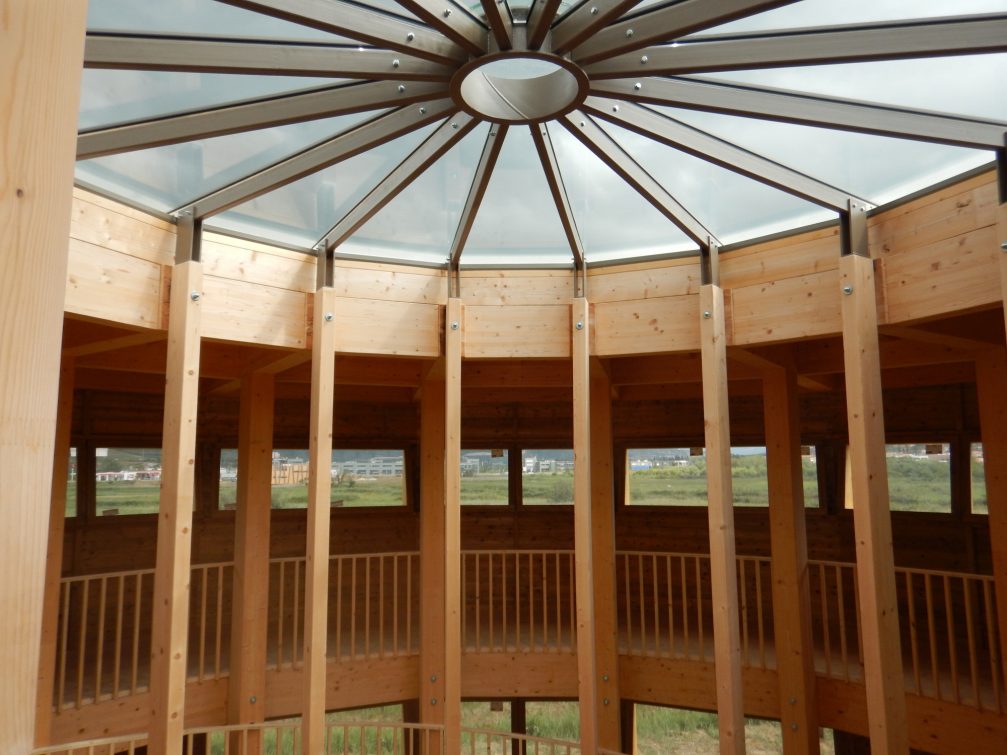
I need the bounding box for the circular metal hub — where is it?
[451,53,589,125]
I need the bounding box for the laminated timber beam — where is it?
[479,0,513,52]
[0,3,85,750]
[838,254,909,754]
[444,298,464,753]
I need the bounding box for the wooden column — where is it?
[571,297,599,753]
[763,362,819,755]
[974,349,1007,690]
[35,357,75,746]
[0,2,86,750]
[590,357,621,749]
[149,258,204,754]
[511,699,527,755]
[229,371,275,751]
[999,198,1007,335]
[619,700,637,755]
[302,286,337,753]
[443,298,464,753]
[699,284,745,755]
[839,253,908,754]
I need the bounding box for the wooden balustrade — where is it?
[33,732,147,754]
[327,721,445,754]
[461,551,577,653]
[807,560,862,682]
[190,562,233,681]
[460,727,581,754]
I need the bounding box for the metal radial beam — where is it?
[77,81,447,160]
[585,14,1007,77]
[84,33,452,80]
[182,99,455,218]
[559,111,717,250]
[591,76,1007,150]
[449,125,509,277]
[393,0,487,56]
[481,0,513,51]
[551,0,644,55]
[215,0,467,63]
[530,123,586,271]
[319,113,477,250]
[573,0,797,63]
[583,96,863,211]
[526,0,563,51]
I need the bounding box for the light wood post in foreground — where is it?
[838,253,909,754]
[0,2,86,750]
[571,297,599,754]
[999,198,1006,334]
[303,287,337,753]
[149,259,204,754]
[229,371,275,752]
[444,298,464,753]
[763,362,819,755]
[699,284,745,755]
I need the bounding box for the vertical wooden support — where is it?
[764,362,819,755]
[35,357,75,746]
[229,371,275,752]
[999,198,1007,335]
[0,3,85,750]
[303,287,337,753]
[444,298,464,753]
[591,358,622,749]
[974,349,1007,691]
[149,259,203,754]
[619,700,637,755]
[571,297,599,753]
[699,284,745,755]
[839,254,909,754]
[511,699,527,755]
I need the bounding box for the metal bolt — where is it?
[602,674,609,682]
[843,285,853,295]
[398,84,406,93]
[431,698,438,705]
[633,82,642,91]
[190,291,201,302]
[579,120,586,128]
[451,321,459,330]
[590,6,598,14]
[625,28,634,38]
[452,122,459,129]
[430,674,438,682]
[419,106,427,114]
[443,8,452,16]
[406,32,415,41]
[575,321,584,330]
[1001,241,1007,250]
[790,723,798,731]
[703,310,711,319]
[603,698,610,705]
[640,55,649,64]
[324,312,334,322]
[392,59,400,68]
[249,695,257,704]
[612,105,619,113]
[789,697,796,705]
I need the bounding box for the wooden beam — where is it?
[974,349,1007,693]
[838,254,909,754]
[228,371,275,750]
[763,361,819,755]
[444,298,463,753]
[207,351,309,395]
[699,284,745,755]
[0,3,85,750]
[302,287,336,754]
[149,260,203,754]
[64,330,166,358]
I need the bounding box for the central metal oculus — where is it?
[451,53,588,125]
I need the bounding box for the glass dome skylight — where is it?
[77,0,1007,267]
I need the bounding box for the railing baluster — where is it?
[637,553,646,656]
[756,559,766,669]
[216,566,224,676]
[666,555,674,658]
[76,578,88,707]
[925,573,939,699]
[528,552,534,651]
[292,558,301,664]
[94,577,107,701]
[113,576,124,698]
[365,556,372,657]
[350,557,357,658]
[905,570,920,694]
[651,554,659,657]
[131,573,142,693]
[982,579,1002,712]
[57,583,69,712]
[489,552,495,651]
[277,560,286,667]
[681,555,689,660]
[199,566,208,680]
[963,575,980,710]
[555,552,562,653]
[541,552,548,653]
[819,564,831,677]
[336,556,344,662]
[393,554,400,657]
[624,554,633,653]
[476,552,482,651]
[944,574,960,703]
[695,556,704,662]
[739,558,749,668]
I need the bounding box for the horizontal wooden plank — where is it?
[65,238,163,329]
[70,193,175,266]
[593,296,699,356]
[332,262,446,305]
[721,227,840,291]
[460,271,573,306]
[588,263,699,304]
[200,276,308,348]
[464,305,571,359]
[730,269,842,345]
[201,236,315,293]
[332,297,441,357]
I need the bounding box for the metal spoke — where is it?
[585,14,1007,77]
[551,0,643,55]
[592,76,1007,150]
[481,0,514,51]
[530,123,585,269]
[573,0,797,63]
[77,81,447,160]
[215,0,467,63]
[558,112,717,249]
[319,113,477,250]
[393,0,487,55]
[84,32,452,80]
[182,99,456,218]
[583,97,865,210]
[449,126,509,270]
[526,0,564,51]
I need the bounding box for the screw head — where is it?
[249,695,257,704]
[640,55,649,64]
[790,723,799,731]
[443,8,452,16]
[789,697,796,705]
[634,82,642,91]
[1001,241,1007,250]
[703,310,711,319]
[190,291,201,302]
[419,106,427,115]
[450,321,459,331]
[843,285,854,295]
[392,59,400,68]
[324,312,334,322]
[406,32,415,41]
[625,28,634,38]
[451,122,459,129]
[603,698,610,705]
[602,674,609,682]
[590,6,598,14]
[398,84,406,93]
[575,321,584,330]
[430,674,438,682]
[431,698,437,705]
[612,105,619,113]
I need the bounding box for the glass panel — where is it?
[885,443,952,513]
[345,123,490,264]
[95,447,161,516]
[213,122,436,249]
[521,449,574,505]
[461,449,510,505]
[76,114,374,214]
[219,448,238,511]
[626,448,707,506]
[462,126,575,267]
[80,71,345,131]
[352,0,421,21]
[600,118,833,244]
[971,442,987,515]
[660,106,992,207]
[66,447,78,518]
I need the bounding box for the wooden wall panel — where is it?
[331,297,440,357]
[460,270,573,305]
[65,239,164,328]
[200,276,307,348]
[731,269,842,345]
[588,260,698,304]
[202,234,315,293]
[70,189,175,266]
[594,296,699,356]
[721,227,840,290]
[463,305,571,358]
[333,260,446,304]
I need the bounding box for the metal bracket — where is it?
[574,259,586,299]
[840,198,869,257]
[997,134,1007,205]
[700,237,720,286]
[448,255,461,299]
[174,211,202,264]
[315,243,334,290]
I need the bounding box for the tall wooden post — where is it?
[303,281,337,753]
[149,253,204,754]
[839,253,909,754]
[571,297,599,753]
[443,298,464,752]
[699,283,745,755]
[0,3,86,750]
[763,362,819,755]
[229,371,275,752]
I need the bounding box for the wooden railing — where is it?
[460,728,581,754]
[34,733,147,754]
[328,721,444,753]
[807,560,862,682]
[461,550,577,653]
